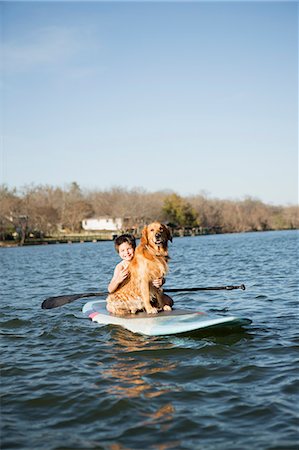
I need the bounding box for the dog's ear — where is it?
[140,225,149,245]
[163,224,172,242]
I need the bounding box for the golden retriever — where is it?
[106,222,172,315]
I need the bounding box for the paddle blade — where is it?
[41,292,106,309]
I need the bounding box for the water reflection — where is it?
[106,437,181,450]
[103,361,174,398]
[96,330,181,447]
[141,402,175,431]
[98,353,178,400]
[109,327,171,353]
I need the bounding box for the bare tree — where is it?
[61,183,94,232]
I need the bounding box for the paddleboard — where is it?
[82,300,252,336]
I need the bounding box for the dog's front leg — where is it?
[140,279,158,314]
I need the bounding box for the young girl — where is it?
[108,234,173,310]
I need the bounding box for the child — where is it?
[108,234,173,310]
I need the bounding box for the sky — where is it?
[1,1,298,206]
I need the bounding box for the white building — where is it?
[82,217,123,232]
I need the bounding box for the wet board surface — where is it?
[82,300,252,336]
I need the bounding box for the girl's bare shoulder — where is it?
[114,260,129,272]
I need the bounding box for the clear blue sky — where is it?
[1,1,298,205]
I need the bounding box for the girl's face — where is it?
[118,242,135,261]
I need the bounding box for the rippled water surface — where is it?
[1,230,298,449]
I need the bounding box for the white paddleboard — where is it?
[82,300,252,336]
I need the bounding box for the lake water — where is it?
[1,230,298,450]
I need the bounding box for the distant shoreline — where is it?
[1,228,297,248]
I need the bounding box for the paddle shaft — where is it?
[166,284,245,293]
[41,284,245,309]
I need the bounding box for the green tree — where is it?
[162,193,198,227]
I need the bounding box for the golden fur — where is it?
[106,222,172,315]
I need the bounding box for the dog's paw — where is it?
[163,305,172,311]
[146,306,159,315]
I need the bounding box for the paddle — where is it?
[41,284,245,309]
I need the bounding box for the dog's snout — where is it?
[155,232,161,239]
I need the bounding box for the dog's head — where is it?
[141,222,172,248]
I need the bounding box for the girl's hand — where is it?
[116,266,129,283]
[152,278,163,288]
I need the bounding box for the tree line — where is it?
[0,183,298,244]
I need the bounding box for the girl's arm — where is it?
[108,263,129,293]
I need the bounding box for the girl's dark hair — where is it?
[114,234,136,252]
